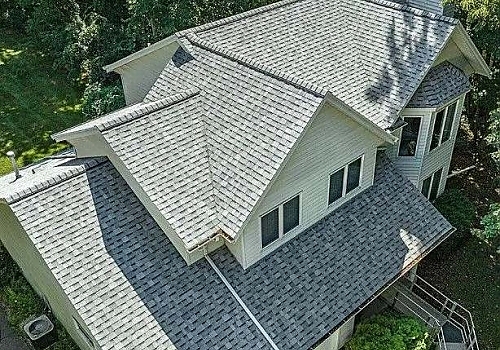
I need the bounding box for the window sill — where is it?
[261,225,302,252]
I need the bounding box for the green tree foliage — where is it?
[434,189,476,232]
[346,313,431,350]
[445,0,500,143]
[480,203,500,239]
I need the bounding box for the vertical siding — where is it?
[388,111,432,186]
[0,205,97,350]
[420,96,465,196]
[241,104,385,268]
[118,43,179,105]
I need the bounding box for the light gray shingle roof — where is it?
[9,159,272,350]
[4,154,452,350]
[407,62,471,108]
[209,155,453,349]
[190,0,457,129]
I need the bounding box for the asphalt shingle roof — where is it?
[2,154,452,350]
[407,61,471,108]
[209,155,453,350]
[191,0,457,129]
[9,159,272,350]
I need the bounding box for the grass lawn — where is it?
[0,29,86,175]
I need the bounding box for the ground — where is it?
[0,29,84,175]
[420,121,500,350]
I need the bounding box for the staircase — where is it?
[385,275,479,350]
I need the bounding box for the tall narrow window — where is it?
[421,168,443,201]
[430,100,459,151]
[398,117,421,156]
[261,194,300,248]
[328,156,363,205]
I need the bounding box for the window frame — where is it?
[260,193,302,249]
[429,100,459,152]
[327,155,364,206]
[421,168,443,201]
[398,116,422,157]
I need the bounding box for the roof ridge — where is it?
[365,0,458,24]
[178,0,303,37]
[3,157,107,204]
[185,33,329,97]
[98,88,200,131]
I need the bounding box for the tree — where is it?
[445,0,500,144]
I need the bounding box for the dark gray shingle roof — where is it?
[209,155,453,350]
[9,159,272,350]
[407,62,471,108]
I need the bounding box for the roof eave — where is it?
[453,23,492,78]
[103,34,183,73]
[52,126,100,143]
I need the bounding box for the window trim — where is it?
[327,155,364,206]
[260,193,302,249]
[398,116,422,157]
[429,100,459,152]
[421,168,443,201]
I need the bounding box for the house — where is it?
[0,0,490,349]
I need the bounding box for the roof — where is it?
[209,155,453,349]
[407,61,471,108]
[52,0,467,251]
[2,154,453,350]
[6,159,272,350]
[187,0,457,129]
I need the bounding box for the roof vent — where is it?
[23,314,56,348]
[6,151,20,180]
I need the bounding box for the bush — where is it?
[346,313,431,350]
[480,203,500,239]
[434,189,476,232]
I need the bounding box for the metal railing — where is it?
[407,275,479,350]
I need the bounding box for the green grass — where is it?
[0,29,86,175]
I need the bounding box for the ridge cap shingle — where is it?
[185,33,329,97]
[365,0,458,24]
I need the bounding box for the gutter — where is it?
[205,253,280,350]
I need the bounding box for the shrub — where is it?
[346,313,431,350]
[480,203,500,239]
[434,189,476,232]
[82,82,125,118]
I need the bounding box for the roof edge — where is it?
[453,23,492,78]
[366,0,458,24]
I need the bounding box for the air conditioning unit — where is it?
[23,314,56,349]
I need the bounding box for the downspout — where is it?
[204,252,280,350]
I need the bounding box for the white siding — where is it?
[388,110,433,186]
[420,96,465,195]
[241,104,386,268]
[116,42,179,105]
[0,204,98,350]
[408,0,443,14]
[314,315,355,350]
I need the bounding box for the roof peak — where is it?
[366,0,458,24]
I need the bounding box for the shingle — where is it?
[407,62,471,108]
[10,161,273,350]
[209,155,453,350]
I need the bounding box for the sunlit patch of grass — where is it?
[0,47,23,65]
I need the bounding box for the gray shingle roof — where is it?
[209,155,453,350]
[407,62,471,108]
[9,159,272,350]
[190,0,457,129]
[3,154,452,350]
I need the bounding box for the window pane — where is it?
[430,110,444,150]
[329,169,344,204]
[261,208,279,247]
[346,158,362,193]
[398,117,421,156]
[283,195,300,234]
[442,102,457,143]
[422,177,431,199]
[429,169,442,201]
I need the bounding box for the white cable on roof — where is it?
[205,255,280,350]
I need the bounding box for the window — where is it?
[398,117,421,156]
[328,156,363,205]
[261,194,300,248]
[73,317,94,348]
[421,168,443,201]
[430,100,459,151]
